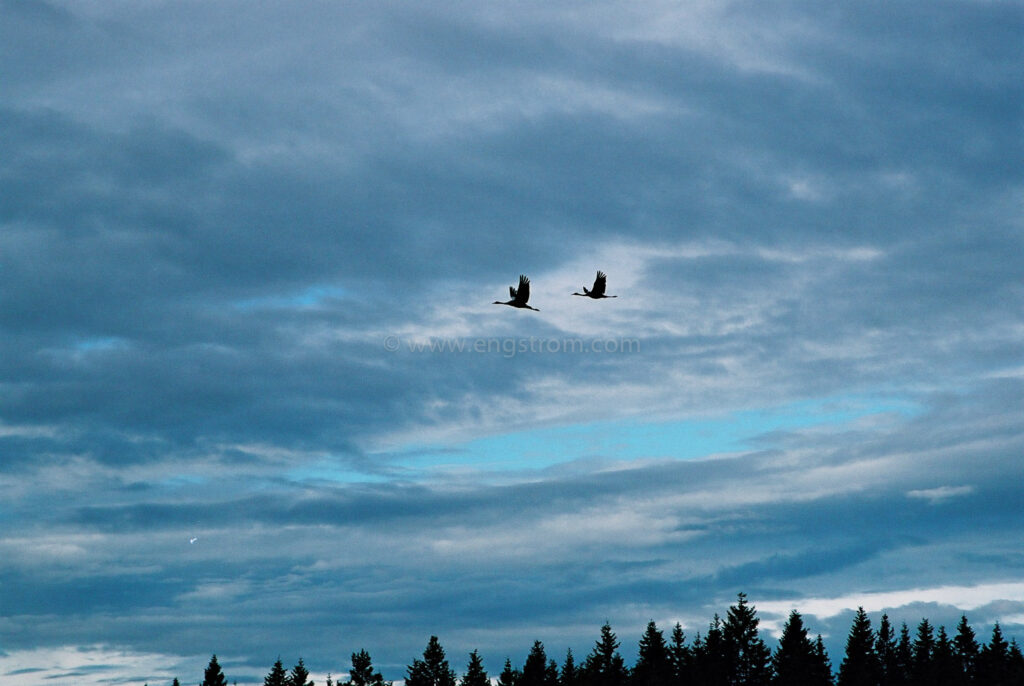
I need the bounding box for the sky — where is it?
[1,0,1022,684]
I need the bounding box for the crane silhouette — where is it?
[494,274,539,311]
[573,271,617,299]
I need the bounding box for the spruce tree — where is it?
[560,649,580,686]
[1008,640,1024,685]
[977,623,1010,686]
[691,632,706,685]
[288,658,313,686]
[584,622,628,686]
[894,623,912,685]
[910,619,935,686]
[837,608,878,686]
[811,635,833,686]
[933,626,958,686]
[462,650,489,686]
[203,655,228,686]
[546,659,560,686]
[266,658,289,686]
[669,622,692,686]
[876,615,899,686]
[691,616,730,686]
[351,649,385,686]
[773,610,816,686]
[632,621,672,686]
[497,657,519,686]
[521,641,550,686]
[952,615,979,685]
[407,637,457,686]
[723,593,772,686]
[172,679,181,686]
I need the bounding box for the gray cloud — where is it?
[2,0,1022,683]
[4,382,1021,672]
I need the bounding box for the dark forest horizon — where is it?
[175,594,1023,686]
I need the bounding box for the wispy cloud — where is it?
[758,582,1024,621]
[907,485,976,504]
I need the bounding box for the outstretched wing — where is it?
[509,285,518,299]
[591,271,607,297]
[516,274,531,304]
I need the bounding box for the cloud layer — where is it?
[2,0,1022,683]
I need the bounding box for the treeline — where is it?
[175,594,1023,686]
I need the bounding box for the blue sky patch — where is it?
[392,395,922,474]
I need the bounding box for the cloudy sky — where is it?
[2,0,1022,683]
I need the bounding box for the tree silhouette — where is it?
[288,658,313,686]
[837,608,878,686]
[521,641,551,686]
[694,615,729,686]
[497,657,519,686]
[545,659,560,686]
[952,615,979,685]
[669,622,691,686]
[723,593,771,686]
[811,635,833,686]
[894,623,912,686]
[560,648,581,686]
[977,623,1011,685]
[932,626,958,686]
[632,621,672,686]
[462,650,489,686]
[351,649,386,686]
[584,622,628,686]
[265,658,288,686]
[1009,640,1024,684]
[202,655,228,686]
[772,610,818,686]
[407,637,457,686]
[875,615,899,686]
[909,619,935,686]
[167,594,1024,686]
